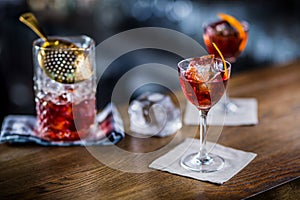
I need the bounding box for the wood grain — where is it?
[0,60,300,200]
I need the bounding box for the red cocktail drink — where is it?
[179,57,229,111]
[203,20,248,63]
[36,94,96,141]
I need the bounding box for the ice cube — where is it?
[215,23,228,33]
[128,92,182,137]
[185,66,205,82]
[128,100,148,126]
[186,55,215,82]
[147,93,164,102]
[205,26,217,36]
[189,54,215,66]
[215,21,236,36]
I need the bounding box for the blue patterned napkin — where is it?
[0,103,124,146]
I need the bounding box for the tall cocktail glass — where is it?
[203,19,249,112]
[33,35,97,141]
[178,56,231,172]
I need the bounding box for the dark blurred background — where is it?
[1,0,300,124]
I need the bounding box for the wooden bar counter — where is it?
[0,60,300,199]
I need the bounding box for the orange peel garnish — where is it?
[218,12,247,52]
[212,42,228,79]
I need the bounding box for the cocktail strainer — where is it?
[19,12,92,84]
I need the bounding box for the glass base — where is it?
[225,100,238,113]
[220,94,238,113]
[180,152,225,173]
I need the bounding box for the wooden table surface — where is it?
[1,60,300,200]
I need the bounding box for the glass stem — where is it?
[198,110,210,163]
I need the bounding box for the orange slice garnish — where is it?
[212,42,228,79]
[218,12,247,52]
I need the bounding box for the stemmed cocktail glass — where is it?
[203,15,249,113]
[178,55,231,172]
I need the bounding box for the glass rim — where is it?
[202,19,250,32]
[178,57,231,73]
[32,35,95,51]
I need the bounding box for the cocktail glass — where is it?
[203,19,249,112]
[178,56,231,172]
[33,35,97,141]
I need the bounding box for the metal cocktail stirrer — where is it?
[19,12,92,84]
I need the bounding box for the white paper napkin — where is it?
[184,98,258,126]
[149,138,257,184]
